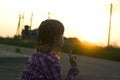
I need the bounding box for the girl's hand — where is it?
[69,49,77,67]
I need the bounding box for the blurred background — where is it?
[0,0,120,80]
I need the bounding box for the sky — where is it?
[0,0,120,47]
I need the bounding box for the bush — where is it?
[15,48,21,53]
[0,37,35,48]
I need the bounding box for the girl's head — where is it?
[36,19,64,55]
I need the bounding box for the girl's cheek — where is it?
[61,37,64,46]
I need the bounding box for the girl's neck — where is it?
[50,49,60,60]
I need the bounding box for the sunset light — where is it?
[0,0,120,46]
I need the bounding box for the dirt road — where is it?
[0,44,120,80]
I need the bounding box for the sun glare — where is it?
[0,0,116,45]
[81,28,103,44]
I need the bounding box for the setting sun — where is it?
[81,30,102,43]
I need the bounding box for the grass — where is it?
[0,37,35,48]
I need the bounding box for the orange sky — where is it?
[0,0,120,47]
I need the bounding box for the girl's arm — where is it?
[65,50,79,80]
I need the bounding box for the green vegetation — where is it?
[62,38,120,61]
[0,37,120,61]
[15,48,21,53]
[0,37,35,48]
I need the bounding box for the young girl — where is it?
[19,19,79,80]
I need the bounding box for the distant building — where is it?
[21,25,67,41]
[30,29,37,40]
[21,25,37,40]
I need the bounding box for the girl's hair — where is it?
[35,19,64,53]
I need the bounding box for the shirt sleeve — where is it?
[65,67,79,80]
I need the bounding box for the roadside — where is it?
[0,44,34,57]
[0,44,120,80]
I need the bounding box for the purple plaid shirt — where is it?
[19,51,79,80]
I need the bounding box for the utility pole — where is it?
[16,14,22,36]
[30,12,33,30]
[21,12,24,30]
[107,3,112,47]
[48,12,50,19]
[16,13,24,37]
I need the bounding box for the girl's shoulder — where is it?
[32,51,58,63]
